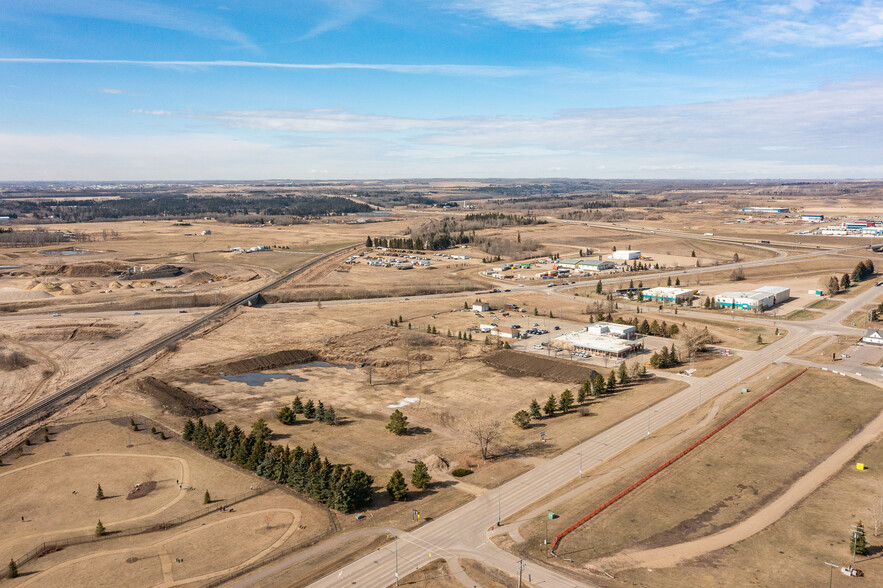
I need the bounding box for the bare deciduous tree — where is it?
[463,415,502,460]
[678,326,717,357]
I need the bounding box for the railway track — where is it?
[0,244,360,439]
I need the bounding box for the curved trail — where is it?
[0,453,190,550]
[592,380,883,573]
[16,508,301,588]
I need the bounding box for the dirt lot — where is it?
[390,558,460,587]
[0,418,332,586]
[511,367,883,580]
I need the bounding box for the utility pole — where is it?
[490,476,501,526]
[516,559,526,588]
[824,561,838,587]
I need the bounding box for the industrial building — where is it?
[641,287,694,304]
[714,286,790,311]
[493,326,521,339]
[610,250,641,260]
[553,323,643,358]
[577,259,616,272]
[801,214,824,222]
[556,258,583,270]
[472,301,490,312]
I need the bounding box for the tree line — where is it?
[182,417,373,513]
[277,396,337,425]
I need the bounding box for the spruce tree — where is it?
[316,401,326,422]
[303,399,316,419]
[324,406,336,425]
[386,470,408,501]
[618,362,630,385]
[851,521,868,556]
[411,461,431,490]
[183,419,195,441]
[7,559,17,579]
[559,389,574,413]
[96,484,104,500]
[596,280,602,294]
[543,394,557,417]
[512,410,531,429]
[605,370,616,393]
[529,399,542,419]
[95,520,106,536]
[578,380,589,403]
[292,396,304,413]
[386,409,408,435]
[204,490,212,504]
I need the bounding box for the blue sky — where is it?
[2,0,883,180]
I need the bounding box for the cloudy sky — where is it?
[2,0,883,180]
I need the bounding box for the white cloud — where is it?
[7,0,254,48]
[452,0,661,28]
[98,88,125,94]
[0,57,534,78]
[745,0,883,47]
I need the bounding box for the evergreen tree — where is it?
[7,559,17,579]
[704,296,711,309]
[543,394,557,417]
[591,373,606,396]
[277,405,295,425]
[606,370,617,393]
[96,484,104,500]
[578,380,590,403]
[512,410,531,429]
[303,399,316,419]
[841,273,851,289]
[756,334,764,345]
[251,419,273,444]
[95,520,106,536]
[596,280,602,294]
[559,389,574,413]
[292,396,304,413]
[667,276,672,286]
[675,277,681,286]
[618,362,630,385]
[324,406,336,425]
[386,470,408,501]
[204,490,212,504]
[316,401,326,422]
[411,461,432,490]
[347,470,375,509]
[851,521,868,556]
[386,409,408,435]
[365,236,373,247]
[529,399,542,419]
[182,419,195,441]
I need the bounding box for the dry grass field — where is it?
[511,367,883,581]
[0,418,332,587]
[389,558,461,587]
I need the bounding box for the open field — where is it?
[388,558,460,587]
[789,335,855,364]
[612,410,883,587]
[0,418,333,586]
[510,367,883,581]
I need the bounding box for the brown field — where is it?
[511,368,883,581]
[789,335,855,363]
[390,558,461,587]
[0,418,332,586]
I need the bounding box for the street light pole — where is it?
[571,436,582,477]
[824,561,838,588]
[490,476,501,526]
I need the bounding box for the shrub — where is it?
[451,468,473,477]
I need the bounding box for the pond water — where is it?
[221,361,356,387]
[41,249,90,256]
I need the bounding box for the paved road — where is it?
[288,281,883,588]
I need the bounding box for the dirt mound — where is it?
[175,270,216,285]
[318,326,402,363]
[122,264,189,280]
[41,261,128,277]
[199,349,318,376]
[126,480,157,500]
[421,454,450,472]
[482,350,599,383]
[136,377,219,417]
[0,288,53,302]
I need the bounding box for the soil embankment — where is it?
[199,349,318,376]
[136,377,219,417]
[482,350,599,383]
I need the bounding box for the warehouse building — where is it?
[801,214,824,222]
[715,286,790,311]
[577,259,616,272]
[642,287,694,304]
[586,321,636,339]
[610,250,641,260]
[553,327,643,358]
[741,207,789,213]
[556,258,584,270]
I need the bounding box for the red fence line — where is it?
[550,368,807,554]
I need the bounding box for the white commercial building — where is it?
[577,259,617,272]
[586,321,636,339]
[610,250,641,260]
[715,286,790,311]
[642,287,694,304]
[472,301,490,312]
[553,329,643,358]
